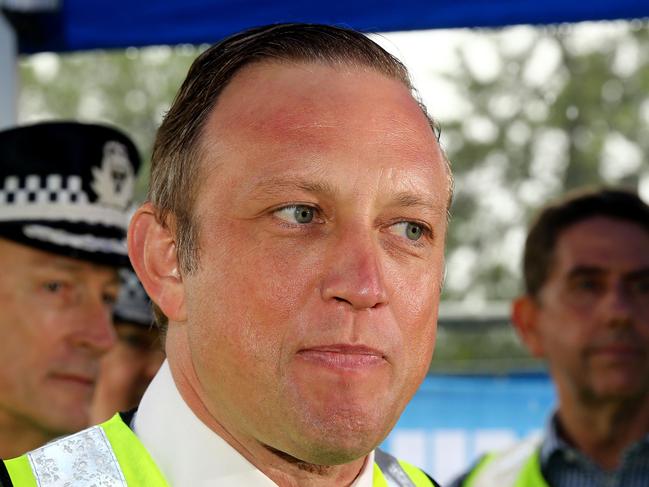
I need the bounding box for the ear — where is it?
[128,202,187,322]
[511,295,545,358]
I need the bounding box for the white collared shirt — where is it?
[133,360,375,487]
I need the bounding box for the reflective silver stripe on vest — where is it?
[26,425,127,487]
[375,449,416,487]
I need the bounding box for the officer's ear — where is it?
[511,295,545,358]
[128,202,187,323]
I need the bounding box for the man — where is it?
[451,188,649,486]
[0,121,140,458]
[90,269,165,424]
[2,23,450,486]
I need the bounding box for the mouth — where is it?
[296,344,386,370]
[50,373,96,388]
[589,344,645,360]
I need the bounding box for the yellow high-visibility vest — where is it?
[461,436,549,487]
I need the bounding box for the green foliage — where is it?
[442,21,649,305]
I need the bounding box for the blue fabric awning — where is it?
[3,0,649,54]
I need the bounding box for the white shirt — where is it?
[134,360,375,487]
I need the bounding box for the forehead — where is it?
[553,217,649,273]
[214,60,420,121]
[197,60,447,198]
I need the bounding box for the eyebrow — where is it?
[251,177,443,207]
[389,191,446,215]
[567,266,605,278]
[567,266,649,281]
[249,176,339,200]
[31,257,120,285]
[30,257,85,273]
[625,268,649,281]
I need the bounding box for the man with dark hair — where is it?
[451,187,649,486]
[90,269,165,424]
[2,23,447,486]
[0,121,140,459]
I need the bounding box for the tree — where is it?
[440,21,649,306]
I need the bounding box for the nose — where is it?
[320,228,388,310]
[73,301,118,355]
[603,282,634,328]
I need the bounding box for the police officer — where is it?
[451,188,649,487]
[2,24,449,486]
[91,269,165,424]
[0,121,140,459]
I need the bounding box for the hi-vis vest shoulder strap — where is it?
[1,414,436,487]
[3,413,168,487]
[462,435,549,487]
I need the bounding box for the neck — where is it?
[165,333,368,487]
[557,391,649,470]
[0,410,55,459]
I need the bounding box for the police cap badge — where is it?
[0,121,141,267]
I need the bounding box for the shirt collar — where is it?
[133,360,375,487]
[539,411,649,469]
[539,413,567,468]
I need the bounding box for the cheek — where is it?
[5,311,63,368]
[197,231,323,328]
[251,248,322,329]
[535,309,590,363]
[388,265,440,363]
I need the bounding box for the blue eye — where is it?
[391,221,426,241]
[274,205,316,224]
[405,223,423,241]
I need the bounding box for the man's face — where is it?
[0,239,119,440]
[91,322,164,424]
[178,62,449,463]
[523,217,649,404]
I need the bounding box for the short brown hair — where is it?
[523,187,649,297]
[147,23,443,329]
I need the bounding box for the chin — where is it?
[45,406,91,434]
[286,436,377,466]
[286,406,391,465]
[590,380,649,402]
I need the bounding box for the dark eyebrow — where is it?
[625,268,649,281]
[567,266,649,282]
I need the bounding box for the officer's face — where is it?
[0,239,118,452]
[175,61,450,464]
[515,217,649,405]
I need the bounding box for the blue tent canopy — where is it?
[3,0,649,54]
